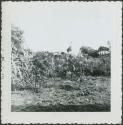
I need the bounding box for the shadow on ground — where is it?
[11,103,110,112]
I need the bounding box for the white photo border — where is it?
[1,1,122,124]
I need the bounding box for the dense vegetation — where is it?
[11,26,111,112]
[11,26,111,91]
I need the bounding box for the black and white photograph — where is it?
[1,1,122,124]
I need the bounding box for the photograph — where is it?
[1,1,122,124]
[11,2,111,112]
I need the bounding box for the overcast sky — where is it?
[8,2,121,54]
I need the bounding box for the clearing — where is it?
[11,76,110,112]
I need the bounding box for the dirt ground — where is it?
[11,76,110,112]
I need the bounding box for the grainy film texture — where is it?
[11,3,111,112]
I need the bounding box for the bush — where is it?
[11,26,111,92]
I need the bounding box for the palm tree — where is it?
[67,42,72,53]
[67,46,72,53]
[66,42,72,80]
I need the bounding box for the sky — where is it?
[8,2,121,54]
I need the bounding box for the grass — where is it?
[11,76,110,112]
[11,103,110,112]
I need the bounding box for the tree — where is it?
[79,46,99,58]
[66,42,72,53]
[11,25,33,91]
[11,25,24,89]
[67,46,72,53]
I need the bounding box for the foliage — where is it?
[79,46,99,58]
[11,26,111,91]
[11,26,33,90]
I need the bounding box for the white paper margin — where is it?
[1,1,122,124]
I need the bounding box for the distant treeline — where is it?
[11,26,111,90]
